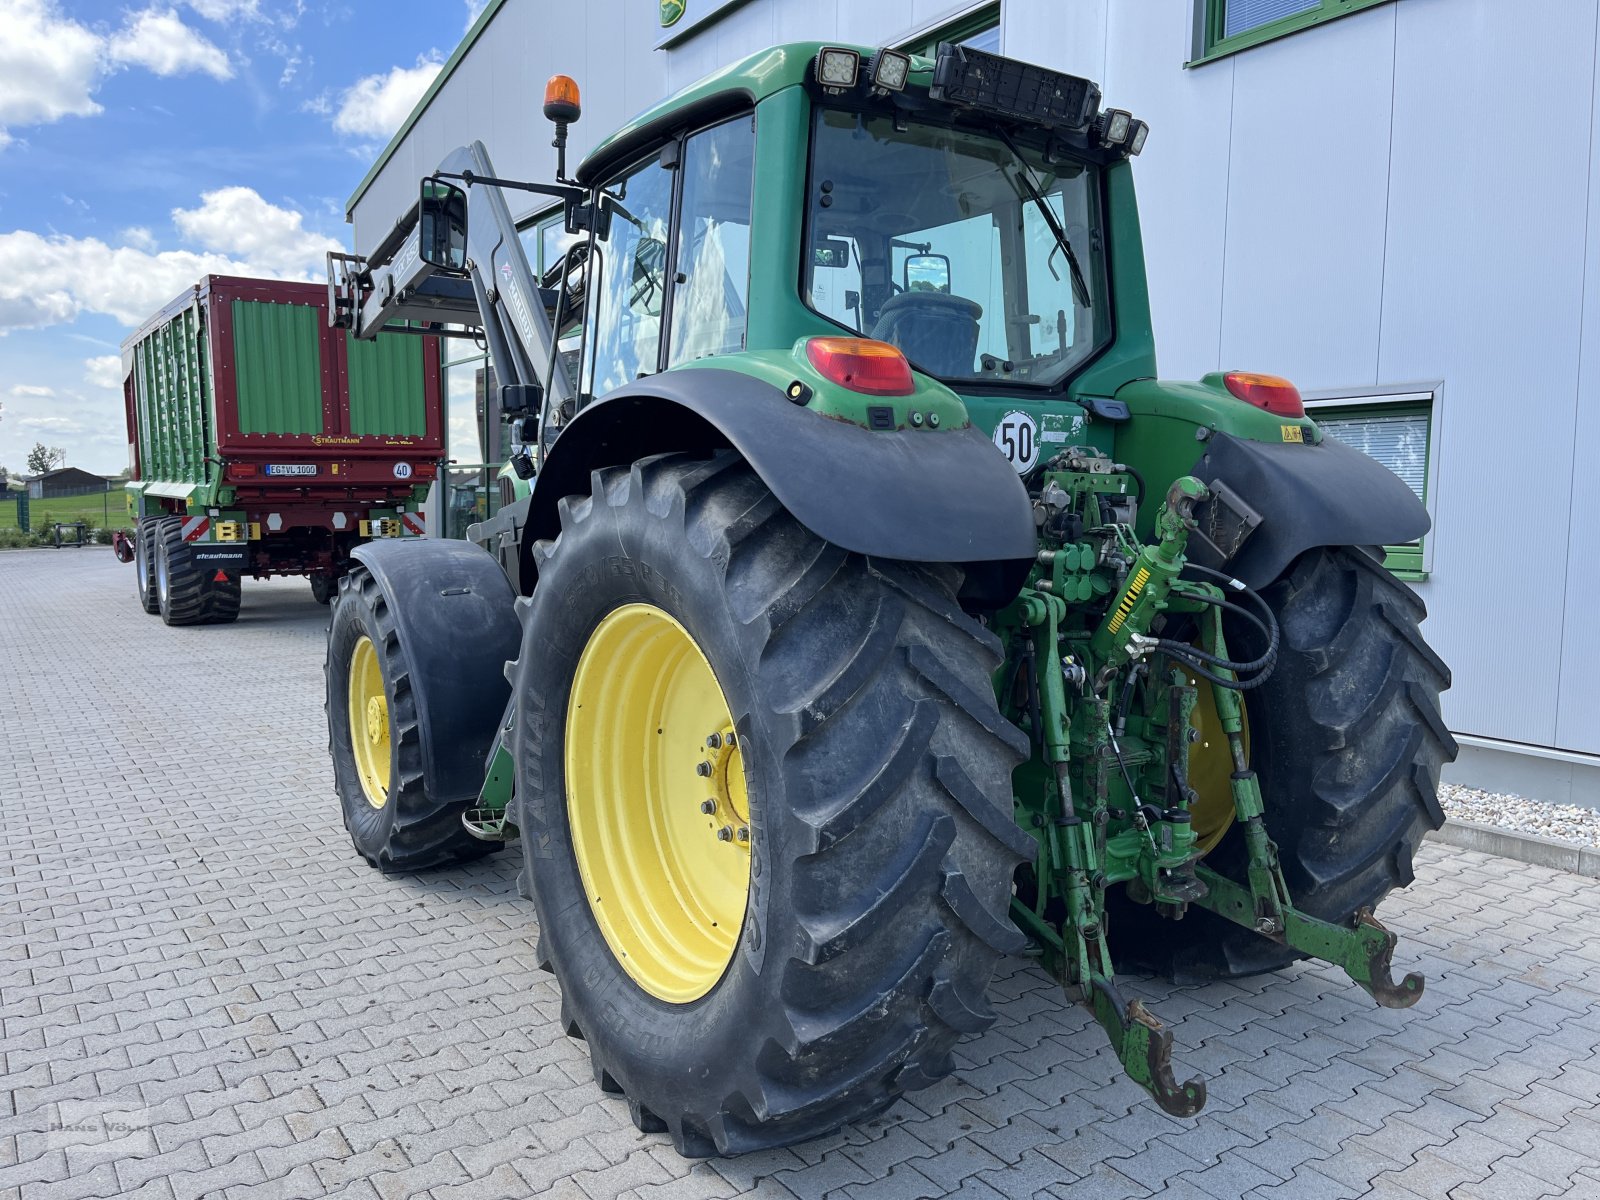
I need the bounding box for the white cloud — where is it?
[0,188,339,331]
[120,226,157,251]
[172,186,340,275]
[0,1,237,144]
[0,1,105,136]
[331,55,441,140]
[18,414,83,433]
[84,356,123,390]
[464,0,488,30]
[9,384,54,397]
[109,7,232,81]
[185,0,259,19]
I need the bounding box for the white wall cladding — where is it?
[353,0,1600,763]
[349,0,669,253]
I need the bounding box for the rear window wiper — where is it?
[996,129,1091,311]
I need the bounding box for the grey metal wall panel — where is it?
[1219,3,1392,387]
[1557,8,1600,756]
[1006,0,1108,87]
[1380,0,1596,746]
[1100,0,1231,380]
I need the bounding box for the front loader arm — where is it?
[331,140,584,446]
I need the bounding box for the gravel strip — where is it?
[1439,782,1600,849]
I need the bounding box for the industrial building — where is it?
[346,0,1600,805]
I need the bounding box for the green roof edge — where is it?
[343,0,512,220]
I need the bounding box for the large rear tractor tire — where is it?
[1111,545,1455,981]
[155,518,210,627]
[325,566,499,872]
[512,452,1033,1156]
[134,517,160,614]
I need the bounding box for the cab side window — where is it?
[588,155,674,395]
[668,118,754,366]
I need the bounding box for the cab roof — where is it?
[576,41,933,184]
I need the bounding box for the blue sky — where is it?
[0,0,484,476]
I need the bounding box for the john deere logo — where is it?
[660,0,685,27]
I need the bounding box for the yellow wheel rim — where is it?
[348,635,391,810]
[1187,678,1247,856]
[565,603,751,1004]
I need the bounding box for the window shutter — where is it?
[1318,410,1428,501]
[1222,0,1321,38]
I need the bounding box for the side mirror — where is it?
[905,253,951,294]
[419,179,468,271]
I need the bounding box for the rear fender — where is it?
[1190,432,1429,587]
[519,367,1037,597]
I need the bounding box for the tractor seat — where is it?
[870,292,983,379]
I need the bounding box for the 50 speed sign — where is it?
[992,410,1039,474]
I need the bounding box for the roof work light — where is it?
[1098,108,1132,147]
[867,48,911,93]
[815,47,860,92]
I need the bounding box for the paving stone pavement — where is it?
[3,548,1599,1200]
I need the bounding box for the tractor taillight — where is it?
[1223,372,1305,418]
[803,337,915,397]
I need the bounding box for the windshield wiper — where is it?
[995,128,1091,311]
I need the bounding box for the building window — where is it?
[1305,389,1436,580]
[1192,0,1392,65]
[900,4,1001,59]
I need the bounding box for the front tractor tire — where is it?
[1113,544,1455,981]
[325,568,498,872]
[513,452,1033,1156]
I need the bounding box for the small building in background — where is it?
[28,467,111,500]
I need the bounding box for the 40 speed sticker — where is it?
[393,462,413,479]
[992,410,1040,474]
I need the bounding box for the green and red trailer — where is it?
[115,274,444,624]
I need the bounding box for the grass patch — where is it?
[0,491,133,534]
[0,491,132,548]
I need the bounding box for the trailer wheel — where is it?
[155,518,211,627]
[310,573,335,605]
[1109,545,1454,981]
[205,572,242,624]
[326,566,498,871]
[134,518,160,615]
[511,452,1032,1156]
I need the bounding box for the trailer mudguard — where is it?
[349,539,521,801]
[522,367,1037,586]
[1190,431,1430,587]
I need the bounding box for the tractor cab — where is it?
[529,42,1149,458]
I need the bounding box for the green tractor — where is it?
[325,42,1453,1155]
